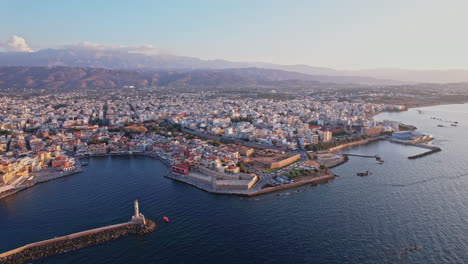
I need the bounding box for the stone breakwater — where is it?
[389,139,442,159]
[0,220,155,264]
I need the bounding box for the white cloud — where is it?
[65,41,169,55]
[0,35,33,52]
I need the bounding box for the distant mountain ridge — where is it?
[1,48,468,83]
[0,66,383,90]
[0,49,400,85]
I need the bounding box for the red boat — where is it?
[163,216,169,222]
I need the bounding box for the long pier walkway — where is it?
[343,154,380,159]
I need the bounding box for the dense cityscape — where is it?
[0,91,409,198]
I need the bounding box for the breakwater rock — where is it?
[0,220,155,264]
[408,147,441,159]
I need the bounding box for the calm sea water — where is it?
[0,104,467,264]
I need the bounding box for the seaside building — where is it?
[319,130,333,142]
[171,163,191,175]
[363,126,382,137]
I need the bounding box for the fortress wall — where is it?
[212,175,258,190]
[185,172,212,185]
[270,154,301,169]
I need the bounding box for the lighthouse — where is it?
[134,200,140,217]
[131,199,146,225]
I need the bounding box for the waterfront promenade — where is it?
[78,151,172,167]
[0,166,83,200]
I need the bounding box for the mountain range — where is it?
[1,48,468,87]
[0,66,383,90]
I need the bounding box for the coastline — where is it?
[367,101,468,120]
[311,137,383,169]
[70,152,338,197]
[3,97,457,201]
[75,152,338,197]
[0,167,83,200]
[404,101,468,110]
[374,101,468,118]
[1,151,171,201]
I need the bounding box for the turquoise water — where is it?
[0,104,467,263]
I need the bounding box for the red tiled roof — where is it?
[172,162,190,170]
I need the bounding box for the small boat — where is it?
[357,171,370,176]
[163,216,169,223]
[437,125,444,127]
[80,161,88,166]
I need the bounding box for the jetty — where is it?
[390,139,442,159]
[0,200,155,264]
[343,153,381,160]
[408,147,441,159]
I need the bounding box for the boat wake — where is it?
[388,171,468,187]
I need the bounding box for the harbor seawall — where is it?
[389,139,442,159]
[166,172,335,197]
[0,221,155,264]
[247,174,335,196]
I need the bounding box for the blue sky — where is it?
[2,0,468,70]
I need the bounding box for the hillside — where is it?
[0,66,158,90]
[0,49,400,85]
[0,66,365,90]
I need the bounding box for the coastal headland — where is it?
[82,152,336,196]
[166,171,335,196]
